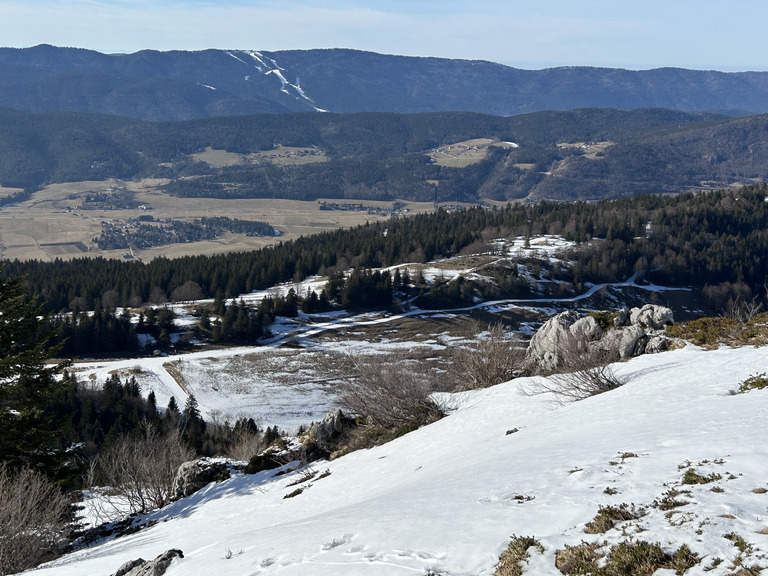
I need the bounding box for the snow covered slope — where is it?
[29,345,768,575]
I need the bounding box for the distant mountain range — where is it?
[2,45,768,120]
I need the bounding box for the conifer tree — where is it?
[0,268,71,477]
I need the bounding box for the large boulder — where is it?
[109,549,184,576]
[526,311,580,371]
[629,304,674,330]
[599,324,647,359]
[570,316,603,341]
[171,458,231,501]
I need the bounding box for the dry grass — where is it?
[427,138,515,167]
[665,313,768,349]
[0,178,434,261]
[584,504,643,534]
[191,147,245,167]
[494,536,543,576]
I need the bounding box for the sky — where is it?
[1,0,767,71]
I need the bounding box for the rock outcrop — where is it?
[630,304,674,330]
[302,409,356,459]
[171,458,232,501]
[109,549,183,576]
[527,305,673,371]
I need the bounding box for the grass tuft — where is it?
[493,535,544,576]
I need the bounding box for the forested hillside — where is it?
[7,184,767,315]
[3,46,768,119]
[3,107,767,202]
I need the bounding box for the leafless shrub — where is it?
[91,421,193,518]
[226,429,264,462]
[527,333,626,402]
[338,354,444,430]
[0,464,71,575]
[722,295,763,323]
[449,322,529,390]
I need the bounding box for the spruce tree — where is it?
[0,268,71,478]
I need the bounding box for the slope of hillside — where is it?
[3,46,768,120]
[29,345,768,575]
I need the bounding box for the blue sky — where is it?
[2,0,766,71]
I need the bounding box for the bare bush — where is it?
[227,429,264,462]
[722,295,763,323]
[92,421,193,518]
[527,333,626,402]
[449,322,529,390]
[338,354,444,430]
[0,464,71,575]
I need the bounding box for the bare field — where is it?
[0,178,437,261]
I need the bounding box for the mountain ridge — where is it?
[3,45,768,120]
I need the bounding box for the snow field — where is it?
[31,344,768,575]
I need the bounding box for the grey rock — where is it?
[310,410,349,446]
[600,325,647,359]
[171,458,231,501]
[645,335,670,354]
[526,310,580,371]
[109,550,183,576]
[614,308,630,327]
[570,316,603,341]
[629,304,674,330]
[111,559,146,576]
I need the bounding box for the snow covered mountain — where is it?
[3,45,768,120]
[28,344,768,575]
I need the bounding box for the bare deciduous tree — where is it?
[92,421,193,518]
[449,322,528,390]
[0,465,70,575]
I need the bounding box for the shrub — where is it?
[600,540,669,576]
[738,373,768,393]
[0,465,71,575]
[681,468,721,485]
[449,322,529,390]
[528,333,627,402]
[90,421,193,517]
[588,311,619,331]
[338,354,444,431]
[555,541,602,575]
[494,535,544,576]
[584,504,642,534]
[665,313,768,349]
[556,540,699,576]
[686,468,718,484]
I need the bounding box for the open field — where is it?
[190,145,328,168]
[0,178,438,261]
[556,141,614,159]
[427,138,516,167]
